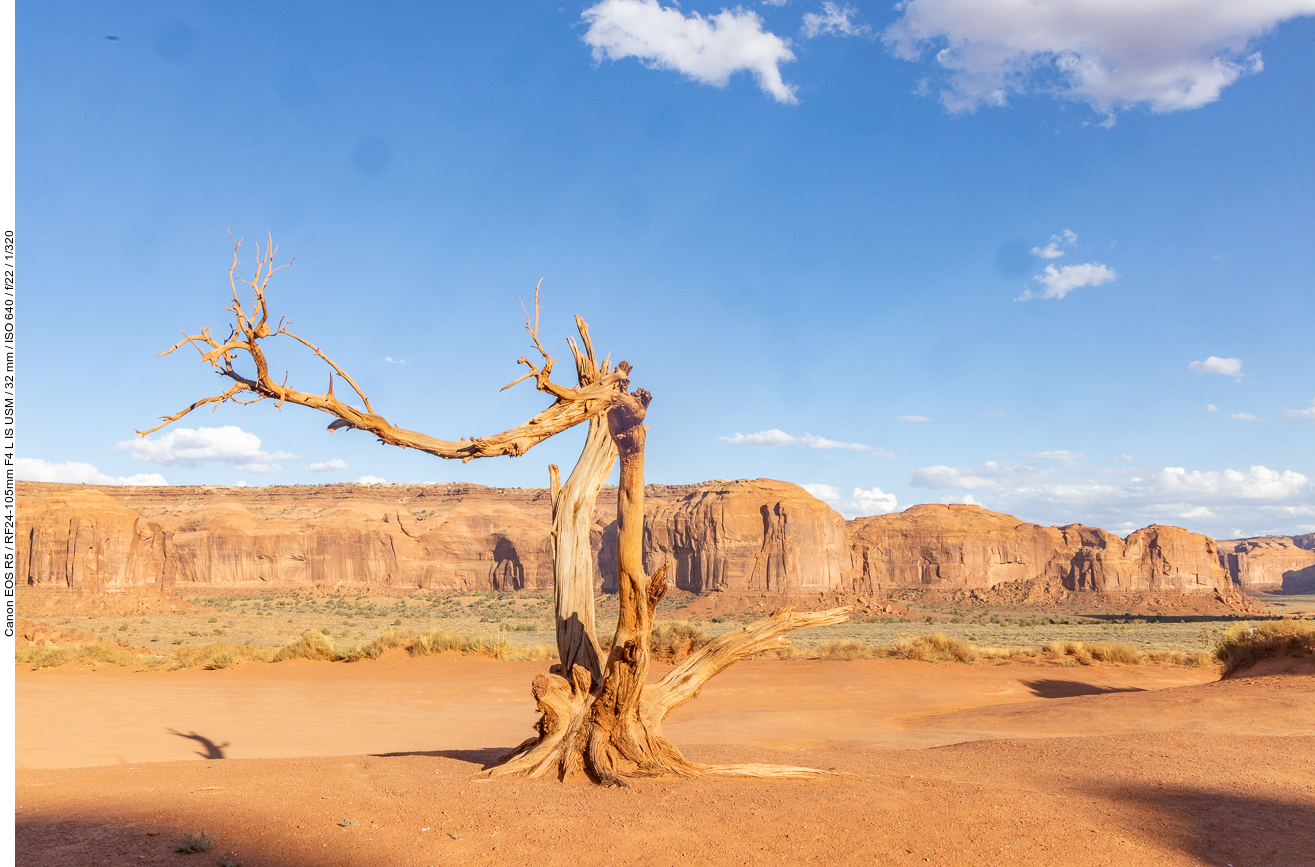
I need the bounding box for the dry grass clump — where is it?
[172,641,270,670]
[271,629,349,662]
[409,629,554,661]
[894,633,978,664]
[815,639,878,660]
[651,620,708,662]
[345,628,410,661]
[1214,620,1315,676]
[1144,649,1216,667]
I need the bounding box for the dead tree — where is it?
[144,234,850,784]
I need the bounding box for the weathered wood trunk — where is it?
[491,384,851,785]
[144,244,849,787]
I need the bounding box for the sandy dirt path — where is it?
[17,655,1216,768]
[17,657,1315,867]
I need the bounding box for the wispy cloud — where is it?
[384,356,405,364]
[910,460,1049,491]
[116,426,295,474]
[1207,404,1219,412]
[307,459,349,472]
[1030,228,1076,259]
[16,458,167,486]
[801,2,871,39]
[720,428,887,454]
[1231,412,1258,421]
[897,415,930,423]
[803,482,899,518]
[1284,399,1315,422]
[582,0,798,104]
[883,0,1307,118]
[1017,262,1117,300]
[1189,356,1243,379]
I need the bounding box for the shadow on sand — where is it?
[1021,679,1147,699]
[165,729,230,759]
[368,746,511,768]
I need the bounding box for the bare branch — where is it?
[143,238,628,461]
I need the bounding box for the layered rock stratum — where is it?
[17,480,1300,598]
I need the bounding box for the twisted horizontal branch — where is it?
[139,235,627,461]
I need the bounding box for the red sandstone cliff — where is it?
[847,504,1231,594]
[1215,536,1315,592]
[17,481,1255,597]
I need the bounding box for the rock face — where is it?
[643,479,849,594]
[1216,536,1315,592]
[18,481,1253,597]
[847,504,1231,594]
[16,479,850,596]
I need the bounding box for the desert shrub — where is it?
[77,642,141,666]
[1214,620,1315,676]
[507,643,556,661]
[410,629,468,656]
[894,634,978,664]
[272,629,347,662]
[651,620,708,662]
[345,628,410,661]
[815,639,876,660]
[409,629,517,660]
[175,830,215,853]
[21,646,72,670]
[1085,643,1143,665]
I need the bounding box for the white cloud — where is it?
[982,409,1006,417]
[16,458,167,486]
[910,460,1050,490]
[897,415,930,423]
[801,482,898,518]
[801,482,840,501]
[720,428,882,453]
[116,426,296,474]
[1207,404,1219,412]
[1284,399,1315,421]
[356,475,388,485]
[1017,262,1117,300]
[1111,454,1135,464]
[384,356,405,364]
[882,0,1313,117]
[1024,450,1085,471]
[851,485,898,514]
[1030,228,1077,259]
[1231,412,1258,420]
[802,2,871,38]
[1189,356,1243,379]
[582,0,798,104]
[307,459,349,472]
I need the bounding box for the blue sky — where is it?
[17,1,1315,539]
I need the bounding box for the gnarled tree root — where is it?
[485,605,852,785]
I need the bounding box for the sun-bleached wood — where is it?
[146,235,850,785]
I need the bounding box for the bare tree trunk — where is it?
[145,243,851,786]
[550,415,615,685]
[491,385,852,785]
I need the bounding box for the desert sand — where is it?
[16,655,1315,867]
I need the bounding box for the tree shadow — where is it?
[1021,679,1147,699]
[166,729,229,759]
[1099,784,1315,867]
[368,747,511,768]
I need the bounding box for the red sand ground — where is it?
[17,655,1315,867]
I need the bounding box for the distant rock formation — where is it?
[1215,536,1315,593]
[847,503,1231,594]
[16,480,1279,598]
